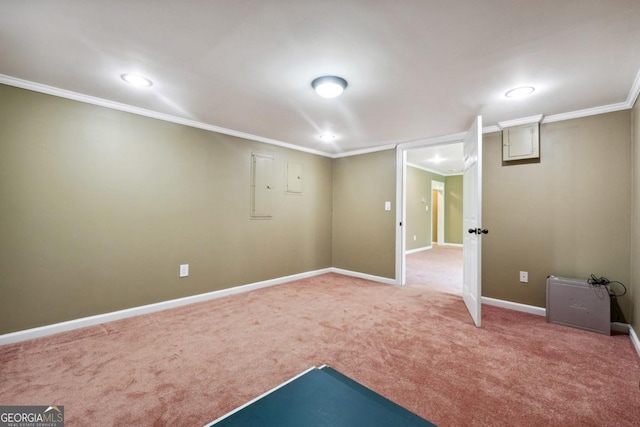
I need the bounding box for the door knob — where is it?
[468,228,489,234]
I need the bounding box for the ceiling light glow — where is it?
[311,76,348,98]
[319,133,336,142]
[429,155,444,164]
[505,86,535,98]
[121,73,153,88]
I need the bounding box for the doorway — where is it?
[396,139,464,295]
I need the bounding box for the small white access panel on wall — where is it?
[251,153,274,218]
[500,115,543,163]
[286,161,303,194]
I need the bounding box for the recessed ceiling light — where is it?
[311,76,348,98]
[319,133,336,142]
[121,73,153,88]
[505,86,535,98]
[429,155,444,164]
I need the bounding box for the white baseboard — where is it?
[405,246,432,255]
[610,322,631,335]
[329,268,397,286]
[630,326,640,358]
[0,268,332,346]
[481,296,546,316]
[439,243,463,248]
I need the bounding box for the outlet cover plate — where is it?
[519,271,528,283]
[180,264,189,278]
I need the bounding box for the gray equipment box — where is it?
[546,275,610,335]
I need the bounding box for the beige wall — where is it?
[406,166,443,250]
[2,82,636,335]
[482,111,632,321]
[0,84,333,334]
[332,150,396,278]
[632,98,640,331]
[444,175,463,244]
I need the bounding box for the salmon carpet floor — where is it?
[1,273,639,426]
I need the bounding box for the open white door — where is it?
[462,116,485,327]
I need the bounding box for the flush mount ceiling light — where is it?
[505,86,535,98]
[319,133,337,142]
[311,76,348,98]
[120,73,153,88]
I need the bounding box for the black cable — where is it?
[611,299,625,323]
[587,274,627,298]
[587,274,628,322]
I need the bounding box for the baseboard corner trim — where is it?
[439,243,463,248]
[610,322,631,335]
[0,268,332,346]
[405,246,432,255]
[482,296,546,316]
[329,268,397,286]
[630,326,640,359]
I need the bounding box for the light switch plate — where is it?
[384,201,391,211]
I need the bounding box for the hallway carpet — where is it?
[1,273,639,426]
[406,245,463,294]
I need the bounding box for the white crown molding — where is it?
[406,162,462,177]
[406,162,445,175]
[0,74,334,159]
[541,102,630,124]
[626,67,640,108]
[498,114,544,129]
[396,132,467,151]
[3,66,640,160]
[331,143,397,159]
[482,125,501,134]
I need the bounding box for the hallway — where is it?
[405,245,462,294]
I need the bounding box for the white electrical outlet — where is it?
[519,271,528,283]
[413,235,417,241]
[180,264,189,278]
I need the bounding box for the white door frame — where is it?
[395,132,466,286]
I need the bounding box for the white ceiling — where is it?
[407,144,464,176]
[2,1,640,156]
